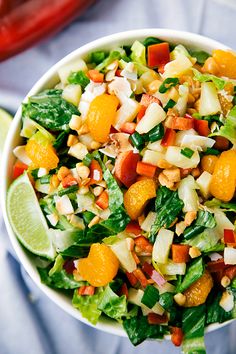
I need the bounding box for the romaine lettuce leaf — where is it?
[22,89,80,131]
[176,257,204,293]
[182,304,206,339]
[206,291,233,325]
[183,210,216,240]
[192,68,227,90]
[38,267,83,289]
[210,105,236,145]
[98,284,127,319]
[130,40,147,66]
[205,198,236,212]
[149,186,184,243]
[123,314,168,346]
[72,288,104,325]
[182,337,206,354]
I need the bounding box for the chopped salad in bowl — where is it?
[4,31,236,353]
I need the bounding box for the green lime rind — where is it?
[0,108,12,155]
[7,172,56,260]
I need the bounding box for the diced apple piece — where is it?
[58,58,88,84]
[196,171,212,199]
[165,146,200,168]
[136,102,166,134]
[199,82,221,116]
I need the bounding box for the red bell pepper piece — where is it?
[147,42,170,68]
[125,221,142,236]
[95,190,109,210]
[126,271,138,287]
[147,312,168,325]
[161,128,176,146]
[78,285,95,296]
[136,105,147,123]
[224,266,236,280]
[134,236,153,254]
[131,251,140,265]
[87,69,104,83]
[224,229,236,244]
[133,268,148,288]
[171,327,184,347]
[13,160,28,180]
[114,151,140,188]
[171,244,190,263]
[118,283,129,298]
[207,259,226,273]
[136,161,157,178]
[61,174,77,188]
[170,116,194,130]
[194,119,210,136]
[89,160,103,185]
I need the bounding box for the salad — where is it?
[7,36,236,353]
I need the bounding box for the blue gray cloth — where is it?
[1,0,236,353]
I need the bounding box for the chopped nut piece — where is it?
[156,159,173,169]
[77,123,89,135]
[93,186,104,197]
[184,211,197,227]
[76,162,90,179]
[88,215,100,228]
[91,141,101,150]
[67,134,79,147]
[189,246,201,259]
[162,168,181,183]
[175,221,186,236]
[78,186,89,195]
[158,172,175,189]
[57,166,70,181]
[50,174,60,188]
[191,167,201,178]
[69,114,82,131]
[221,275,231,288]
[174,293,186,306]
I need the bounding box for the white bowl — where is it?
[0,28,232,338]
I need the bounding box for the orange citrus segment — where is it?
[87,94,119,143]
[25,139,59,169]
[78,243,119,287]
[124,179,156,220]
[212,49,236,79]
[210,150,236,202]
[183,270,213,307]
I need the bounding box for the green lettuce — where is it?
[176,257,204,293]
[98,284,127,319]
[183,211,216,240]
[130,40,147,66]
[149,186,184,243]
[192,68,227,90]
[38,267,83,289]
[182,305,206,353]
[205,198,236,212]
[210,105,236,145]
[72,288,104,325]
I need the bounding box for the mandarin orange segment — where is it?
[78,243,119,287]
[200,155,218,174]
[124,179,156,220]
[25,139,59,169]
[87,94,119,143]
[183,270,213,307]
[210,150,236,202]
[212,49,236,79]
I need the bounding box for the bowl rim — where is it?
[0,28,233,338]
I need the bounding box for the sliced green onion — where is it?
[183,225,205,240]
[180,147,194,158]
[83,153,93,167]
[83,211,96,224]
[40,175,51,184]
[159,78,179,94]
[129,132,145,150]
[141,285,159,308]
[90,51,106,64]
[58,185,78,197]
[148,123,164,142]
[68,70,90,89]
[164,99,176,112]
[31,168,39,180]
[204,147,220,156]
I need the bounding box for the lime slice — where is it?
[7,172,56,259]
[0,108,12,155]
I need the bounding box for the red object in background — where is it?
[0,0,95,61]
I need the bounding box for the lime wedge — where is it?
[7,172,56,259]
[0,108,12,155]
